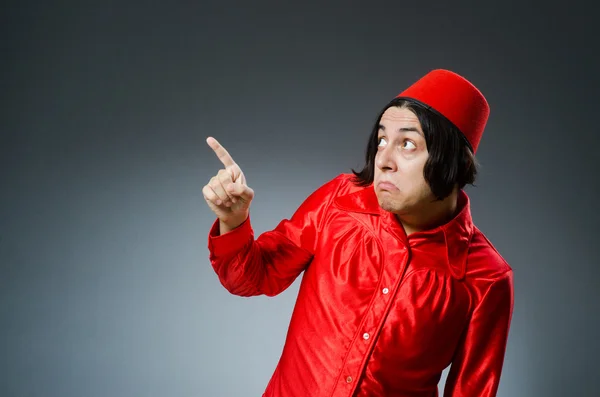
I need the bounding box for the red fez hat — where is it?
[395,69,489,153]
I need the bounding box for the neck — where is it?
[397,188,460,236]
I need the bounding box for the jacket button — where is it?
[382,288,389,294]
[363,332,370,340]
[346,376,352,383]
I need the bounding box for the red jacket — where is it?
[208,173,514,397]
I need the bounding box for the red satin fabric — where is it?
[208,173,514,397]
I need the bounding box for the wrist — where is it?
[219,214,248,235]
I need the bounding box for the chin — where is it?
[377,196,404,213]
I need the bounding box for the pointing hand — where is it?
[203,137,254,232]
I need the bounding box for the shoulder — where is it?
[466,225,513,280]
[308,173,361,199]
[326,173,360,189]
[292,173,368,219]
[291,173,356,215]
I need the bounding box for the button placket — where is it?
[335,241,409,396]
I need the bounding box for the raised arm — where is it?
[203,136,342,297]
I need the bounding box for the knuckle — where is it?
[203,190,214,200]
[220,169,233,181]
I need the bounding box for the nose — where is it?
[375,144,397,172]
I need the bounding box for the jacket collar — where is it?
[334,185,474,280]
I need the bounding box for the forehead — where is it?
[380,106,420,126]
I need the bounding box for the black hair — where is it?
[350,97,478,201]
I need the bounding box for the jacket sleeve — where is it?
[443,270,514,397]
[207,175,343,297]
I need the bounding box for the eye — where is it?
[402,140,416,150]
[378,137,387,147]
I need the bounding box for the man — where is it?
[203,69,514,397]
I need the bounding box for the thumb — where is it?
[226,164,242,183]
[227,181,254,202]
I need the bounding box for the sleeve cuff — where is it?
[207,216,254,257]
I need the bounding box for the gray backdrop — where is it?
[2,1,598,396]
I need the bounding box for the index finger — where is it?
[206,137,236,167]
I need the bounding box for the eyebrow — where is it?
[378,124,423,136]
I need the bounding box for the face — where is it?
[374,106,435,215]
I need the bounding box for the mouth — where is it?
[377,181,399,191]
